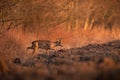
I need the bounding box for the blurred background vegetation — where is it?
[0,0,120,34]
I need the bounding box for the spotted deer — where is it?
[27,38,63,55]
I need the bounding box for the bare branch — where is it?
[6,22,13,31]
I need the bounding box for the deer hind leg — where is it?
[32,42,38,56]
[0,57,9,76]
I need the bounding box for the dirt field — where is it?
[0,39,120,80]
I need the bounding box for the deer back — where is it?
[32,40,51,50]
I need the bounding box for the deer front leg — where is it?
[46,50,49,56]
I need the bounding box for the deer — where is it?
[27,38,63,56]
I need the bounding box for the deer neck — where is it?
[50,43,56,49]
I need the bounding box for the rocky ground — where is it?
[1,40,120,80]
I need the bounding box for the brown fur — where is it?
[27,39,63,55]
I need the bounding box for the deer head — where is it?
[54,38,63,47]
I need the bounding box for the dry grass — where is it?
[6,26,119,48]
[0,26,119,55]
[0,55,9,76]
[0,27,119,67]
